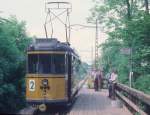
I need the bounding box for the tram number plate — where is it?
[29,80,35,91]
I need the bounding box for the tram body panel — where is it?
[26,75,66,101]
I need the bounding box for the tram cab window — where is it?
[38,54,51,74]
[28,54,65,74]
[28,54,51,74]
[28,54,38,73]
[52,54,65,74]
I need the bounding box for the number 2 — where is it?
[29,80,35,91]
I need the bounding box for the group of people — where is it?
[91,69,103,91]
[91,69,118,100]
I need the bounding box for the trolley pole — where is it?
[95,19,98,69]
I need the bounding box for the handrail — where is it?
[115,83,150,114]
[116,83,150,106]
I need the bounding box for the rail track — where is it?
[19,106,37,115]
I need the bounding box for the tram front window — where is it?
[28,54,65,74]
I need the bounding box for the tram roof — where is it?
[27,38,77,55]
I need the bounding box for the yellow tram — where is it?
[26,38,80,111]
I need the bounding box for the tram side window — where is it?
[72,56,80,76]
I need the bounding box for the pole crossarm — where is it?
[70,24,101,28]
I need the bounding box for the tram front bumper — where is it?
[27,99,69,106]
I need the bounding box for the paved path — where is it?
[69,88,132,115]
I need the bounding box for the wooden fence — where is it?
[115,83,150,115]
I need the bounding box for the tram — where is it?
[26,38,81,111]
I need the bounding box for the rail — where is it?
[115,83,150,115]
[19,106,37,115]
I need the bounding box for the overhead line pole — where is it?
[95,19,98,69]
[91,46,93,70]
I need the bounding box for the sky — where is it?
[0,0,107,64]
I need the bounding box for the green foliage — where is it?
[98,39,129,84]
[89,0,150,94]
[0,16,31,113]
[134,75,150,94]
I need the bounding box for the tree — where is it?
[89,0,150,94]
[144,0,149,14]
[0,16,31,113]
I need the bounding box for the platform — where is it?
[69,88,132,115]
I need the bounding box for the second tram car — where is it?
[26,38,80,111]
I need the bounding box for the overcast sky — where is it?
[0,0,107,64]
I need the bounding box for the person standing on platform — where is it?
[94,69,103,91]
[108,69,118,99]
[105,72,111,88]
[98,69,103,91]
[94,70,99,91]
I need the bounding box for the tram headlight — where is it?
[42,79,48,86]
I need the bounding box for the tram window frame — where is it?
[27,54,66,74]
[51,54,66,74]
[28,54,38,73]
[38,54,51,74]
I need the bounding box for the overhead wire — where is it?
[49,10,54,38]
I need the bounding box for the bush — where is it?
[134,75,150,94]
[0,16,31,113]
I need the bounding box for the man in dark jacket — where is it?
[94,69,103,91]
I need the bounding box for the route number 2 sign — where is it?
[29,80,35,91]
